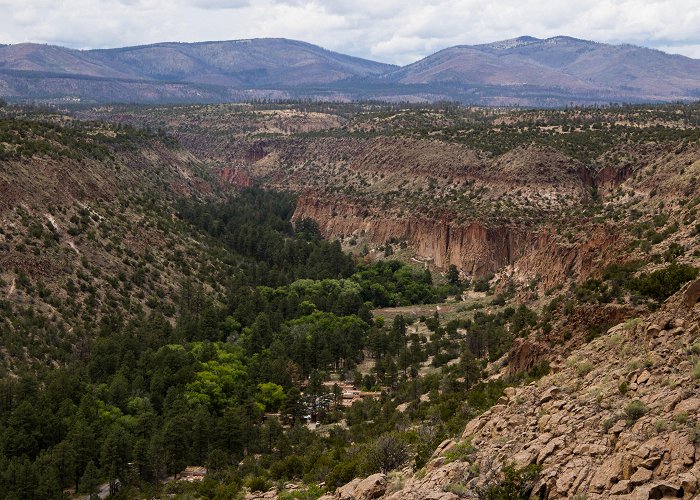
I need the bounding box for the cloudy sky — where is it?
[1,0,699,64]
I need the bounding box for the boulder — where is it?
[512,447,538,468]
[674,397,700,415]
[629,467,653,486]
[353,473,387,500]
[679,472,698,495]
[647,480,683,498]
[609,420,627,435]
[610,479,631,495]
[667,327,685,336]
[683,279,700,308]
[637,370,651,385]
[538,386,560,405]
[431,439,456,459]
[590,454,624,492]
[536,436,565,464]
[336,478,362,500]
[646,323,662,337]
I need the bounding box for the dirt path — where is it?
[7,277,15,296]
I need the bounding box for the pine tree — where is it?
[100,426,131,495]
[446,265,461,287]
[79,460,100,499]
[280,387,304,426]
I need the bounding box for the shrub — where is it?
[576,361,594,377]
[689,424,700,444]
[664,243,684,262]
[386,471,406,495]
[654,419,668,434]
[473,277,492,293]
[693,360,700,380]
[444,482,468,496]
[247,477,271,493]
[602,416,617,433]
[480,462,542,500]
[366,433,412,474]
[444,440,475,464]
[674,412,689,425]
[624,400,648,422]
[618,381,629,395]
[629,264,699,301]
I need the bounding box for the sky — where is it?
[1,0,700,65]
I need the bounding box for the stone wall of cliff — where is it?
[293,193,619,287]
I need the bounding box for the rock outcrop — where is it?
[320,473,388,500]
[218,166,254,188]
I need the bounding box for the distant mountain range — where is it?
[1,36,700,106]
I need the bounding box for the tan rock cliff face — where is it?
[218,166,254,188]
[293,194,619,285]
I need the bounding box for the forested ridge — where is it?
[0,188,540,499]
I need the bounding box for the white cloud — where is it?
[0,0,699,64]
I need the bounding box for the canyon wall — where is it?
[293,194,619,286]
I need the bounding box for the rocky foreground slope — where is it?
[321,282,700,499]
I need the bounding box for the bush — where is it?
[624,400,648,422]
[654,419,668,434]
[674,412,689,425]
[473,274,493,293]
[366,433,412,474]
[576,361,594,377]
[689,424,700,444]
[326,461,358,489]
[618,381,629,395]
[664,243,684,262]
[480,462,542,500]
[629,264,699,301]
[444,482,468,496]
[444,440,475,464]
[602,416,617,433]
[247,476,271,493]
[693,360,700,380]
